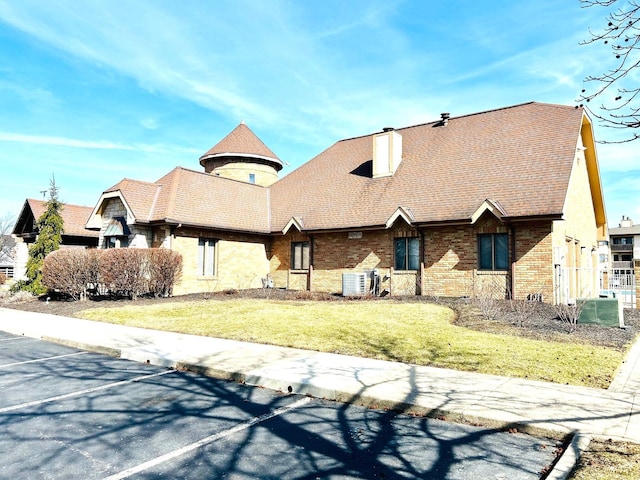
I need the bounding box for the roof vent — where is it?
[382,127,395,132]
[440,113,450,126]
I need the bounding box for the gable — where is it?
[14,198,98,239]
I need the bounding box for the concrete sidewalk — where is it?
[1,307,638,448]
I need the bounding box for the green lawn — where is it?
[78,299,622,389]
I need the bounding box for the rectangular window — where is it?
[105,236,129,249]
[613,237,633,245]
[0,266,13,278]
[291,241,310,270]
[394,237,420,270]
[478,233,509,271]
[248,173,256,184]
[198,238,216,276]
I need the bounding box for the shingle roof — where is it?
[104,168,271,233]
[152,167,271,232]
[199,122,283,170]
[609,225,640,235]
[95,102,595,236]
[22,199,98,237]
[105,179,161,222]
[269,102,584,231]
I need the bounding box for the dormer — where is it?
[373,127,402,178]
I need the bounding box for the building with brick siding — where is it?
[84,102,608,303]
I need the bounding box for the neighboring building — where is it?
[0,234,16,281]
[11,199,99,280]
[609,216,639,275]
[85,102,608,304]
[602,216,639,307]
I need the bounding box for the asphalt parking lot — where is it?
[0,330,560,479]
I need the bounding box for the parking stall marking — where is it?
[0,369,176,413]
[0,336,37,343]
[103,396,314,480]
[0,351,88,368]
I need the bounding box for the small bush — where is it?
[554,300,586,333]
[148,249,182,297]
[43,249,99,301]
[99,249,149,300]
[0,272,6,285]
[9,279,29,294]
[2,290,35,304]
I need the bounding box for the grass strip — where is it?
[78,299,622,388]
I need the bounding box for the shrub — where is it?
[10,279,30,294]
[42,248,183,301]
[148,249,182,297]
[99,249,149,300]
[43,249,99,301]
[554,299,586,333]
[3,290,35,303]
[0,272,6,285]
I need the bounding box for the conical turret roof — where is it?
[199,122,282,171]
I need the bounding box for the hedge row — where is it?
[43,248,182,301]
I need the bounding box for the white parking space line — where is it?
[0,351,88,368]
[0,369,176,413]
[0,336,35,343]
[103,396,313,480]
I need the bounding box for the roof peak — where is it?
[199,122,283,171]
[338,101,581,143]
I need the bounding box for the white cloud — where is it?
[0,131,199,155]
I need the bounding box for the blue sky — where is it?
[0,1,637,228]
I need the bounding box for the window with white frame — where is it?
[198,238,217,277]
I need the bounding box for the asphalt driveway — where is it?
[0,331,559,479]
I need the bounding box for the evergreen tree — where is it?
[24,176,64,294]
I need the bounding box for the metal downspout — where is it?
[419,228,425,296]
[308,234,314,291]
[510,224,516,300]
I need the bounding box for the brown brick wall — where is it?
[267,219,555,300]
[270,229,397,293]
[422,225,476,298]
[513,222,554,302]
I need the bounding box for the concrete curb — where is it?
[545,434,591,480]
[41,334,575,442]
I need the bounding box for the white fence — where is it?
[556,267,636,308]
[602,272,636,308]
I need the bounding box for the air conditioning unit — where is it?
[342,272,367,296]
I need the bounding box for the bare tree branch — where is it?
[578,0,640,141]
[0,212,16,261]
